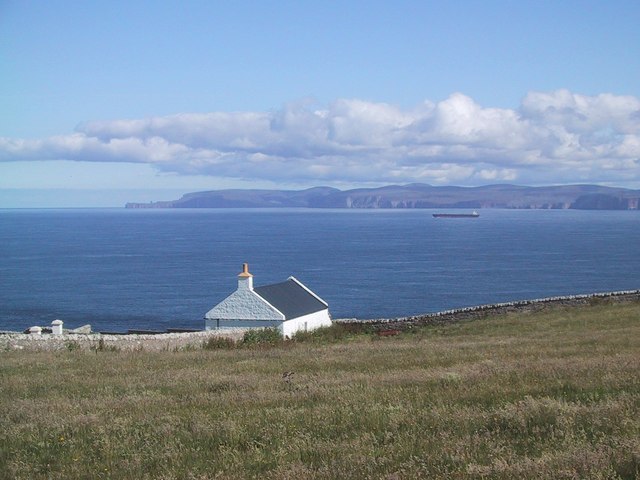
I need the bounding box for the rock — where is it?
[69,325,92,334]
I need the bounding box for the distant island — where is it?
[126,184,640,210]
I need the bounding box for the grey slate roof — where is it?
[254,278,328,320]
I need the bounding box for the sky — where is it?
[1,0,639,207]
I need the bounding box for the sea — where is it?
[0,208,638,333]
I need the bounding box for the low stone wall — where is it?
[4,290,639,351]
[1,329,247,353]
[337,289,640,331]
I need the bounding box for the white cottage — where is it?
[205,264,331,337]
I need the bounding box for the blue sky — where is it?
[1,0,639,207]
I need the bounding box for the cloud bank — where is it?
[1,90,639,186]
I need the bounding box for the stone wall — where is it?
[336,289,640,331]
[1,329,246,353]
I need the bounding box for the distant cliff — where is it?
[125,184,640,210]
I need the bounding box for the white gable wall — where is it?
[281,309,332,338]
[204,287,284,331]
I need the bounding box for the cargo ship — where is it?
[432,211,479,218]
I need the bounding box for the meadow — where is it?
[1,300,639,479]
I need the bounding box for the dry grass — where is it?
[1,301,639,479]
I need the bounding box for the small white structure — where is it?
[51,319,63,335]
[29,326,42,335]
[205,264,332,337]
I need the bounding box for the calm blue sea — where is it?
[0,208,638,332]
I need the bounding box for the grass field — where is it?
[1,301,639,479]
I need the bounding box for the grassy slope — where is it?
[1,301,639,479]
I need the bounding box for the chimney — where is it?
[51,319,63,335]
[237,263,253,290]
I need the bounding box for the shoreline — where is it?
[2,289,639,352]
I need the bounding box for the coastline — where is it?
[2,289,639,352]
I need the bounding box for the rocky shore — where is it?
[2,290,639,352]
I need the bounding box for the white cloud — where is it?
[1,90,639,187]
[520,90,640,134]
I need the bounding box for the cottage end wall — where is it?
[204,288,284,330]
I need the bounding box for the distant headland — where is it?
[126,183,640,210]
